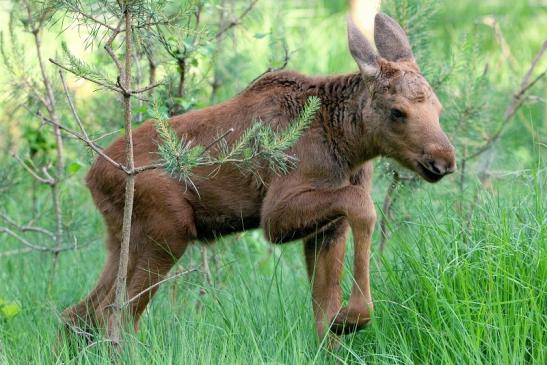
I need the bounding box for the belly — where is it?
[194,212,261,240]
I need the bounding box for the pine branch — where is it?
[49,42,121,92]
[154,96,320,184]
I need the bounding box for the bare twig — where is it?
[104,18,125,77]
[49,58,123,94]
[467,40,547,161]
[37,112,128,173]
[131,163,163,174]
[202,128,234,155]
[0,248,35,257]
[0,212,55,240]
[482,16,517,71]
[123,268,198,307]
[11,154,54,185]
[131,81,164,94]
[248,42,291,86]
[18,76,50,109]
[0,227,53,252]
[0,230,83,256]
[215,0,259,39]
[92,129,122,143]
[59,70,89,140]
[60,3,118,32]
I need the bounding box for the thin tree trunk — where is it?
[170,58,186,116]
[210,0,227,104]
[148,59,157,97]
[33,29,65,174]
[31,25,64,279]
[110,5,135,346]
[177,58,186,99]
[133,50,143,123]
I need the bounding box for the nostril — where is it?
[428,160,443,175]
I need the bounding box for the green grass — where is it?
[0,167,544,364]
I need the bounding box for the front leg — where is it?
[304,221,348,339]
[261,175,375,336]
[331,197,375,334]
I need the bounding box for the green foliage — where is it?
[154,95,320,184]
[383,0,437,64]
[66,160,83,175]
[59,42,117,89]
[21,123,56,160]
[0,13,25,77]
[153,104,207,185]
[216,95,321,174]
[442,33,491,157]
[0,11,42,108]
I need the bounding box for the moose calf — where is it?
[64,13,455,339]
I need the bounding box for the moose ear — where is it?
[374,13,414,62]
[347,16,379,77]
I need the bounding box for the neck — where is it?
[316,72,378,171]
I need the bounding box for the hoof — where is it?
[329,306,371,335]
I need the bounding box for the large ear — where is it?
[374,13,414,62]
[347,16,379,77]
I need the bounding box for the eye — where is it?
[390,108,406,121]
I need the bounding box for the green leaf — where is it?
[67,161,82,175]
[0,300,21,320]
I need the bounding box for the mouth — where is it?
[415,160,445,183]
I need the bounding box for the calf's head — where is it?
[348,13,456,182]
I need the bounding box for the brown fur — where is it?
[63,13,455,339]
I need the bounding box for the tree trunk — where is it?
[110,5,135,346]
[32,26,64,280]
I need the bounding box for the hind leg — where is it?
[99,196,195,335]
[124,235,189,332]
[62,231,122,335]
[99,225,191,335]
